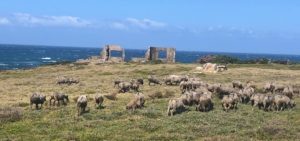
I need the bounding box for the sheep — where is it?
[263,95,274,111]
[126,93,145,111]
[207,83,221,93]
[164,75,189,85]
[30,93,46,110]
[77,95,88,116]
[221,95,235,112]
[229,93,240,109]
[250,93,265,110]
[273,94,293,111]
[130,80,140,92]
[216,86,236,99]
[95,94,104,108]
[274,84,285,93]
[246,80,256,89]
[148,75,162,85]
[196,94,213,112]
[118,82,132,93]
[264,82,275,93]
[167,98,185,116]
[232,80,243,89]
[49,92,69,106]
[114,79,123,88]
[283,86,294,99]
[239,86,255,103]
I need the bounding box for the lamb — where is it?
[49,92,69,106]
[77,95,88,116]
[30,93,47,110]
[273,94,294,111]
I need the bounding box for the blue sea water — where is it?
[1,44,300,70]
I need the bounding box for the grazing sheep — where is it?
[114,79,123,88]
[95,94,104,108]
[130,80,140,92]
[49,92,69,106]
[229,93,240,109]
[263,95,274,111]
[57,77,79,85]
[232,81,244,89]
[164,75,189,85]
[137,78,144,85]
[30,93,46,110]
[118,82,132,93]
[221,95,235,112]
[240,87,254,103]
[167,98,185,116]
[126,93,145,111]
[264,82,275,93]
[273,94,293,111]
[216,86,236,99]
[207,83,221,93]
[77,95,88,116]
[283,86,294,99]
[148,75,162,85]
[196,94,213,112]
[250,93,265,110]
[246,81,256,89]
[274,84,285,93]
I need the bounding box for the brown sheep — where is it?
[118,82,132,93]
[207,83,221,93]
[167,98,185,116]
[216,86,236,99]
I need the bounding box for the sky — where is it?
[0,0,300,54]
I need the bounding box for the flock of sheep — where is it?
[29,74,297,116]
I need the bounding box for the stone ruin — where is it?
[100,45,125,62]
[144,46,176,63]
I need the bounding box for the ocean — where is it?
[1,44,300,70]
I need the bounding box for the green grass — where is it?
[0,63,300,140]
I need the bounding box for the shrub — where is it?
[0,107,23,122]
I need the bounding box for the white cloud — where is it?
[110,22,128,30]
[0,17,10,25]
[13,13,91,27]
[126,18,167,29]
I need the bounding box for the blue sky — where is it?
[0,0,300,54]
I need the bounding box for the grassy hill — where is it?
[0,63,300,140]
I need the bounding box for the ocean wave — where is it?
[41,57,51,60]
[0,63,8,66]
[43,60,57,63]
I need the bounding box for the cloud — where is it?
[13,13,91,27]
[0,17,10,25]
[126,18,167,29]
[110,22,128,30]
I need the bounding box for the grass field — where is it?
[0,63,300,141]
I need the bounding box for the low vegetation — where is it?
[0,63,299,140]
